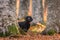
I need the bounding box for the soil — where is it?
[0,34,60,40]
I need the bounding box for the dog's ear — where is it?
[25,16,33,22]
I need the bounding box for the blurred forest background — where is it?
[0,0,60,36]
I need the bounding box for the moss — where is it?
[0,32,4,37]
[8,24,20,35]
[47,29,57,35]
[0,32,11,37]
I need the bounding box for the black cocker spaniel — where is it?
[18,16,33,32]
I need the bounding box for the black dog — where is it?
[18,16,33,32]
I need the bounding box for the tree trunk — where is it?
[32,0,43,23]
[0,0,19,34]
[18,0,44,24]
[42,0,60,34]
[18,0,30,18]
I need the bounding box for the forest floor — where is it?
[0,22,59,40]
[0,34,60,40]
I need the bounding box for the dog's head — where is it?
[25,16,33,22]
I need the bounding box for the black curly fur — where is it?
[18,16,33,32]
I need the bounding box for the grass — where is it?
[8,24,20,35]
